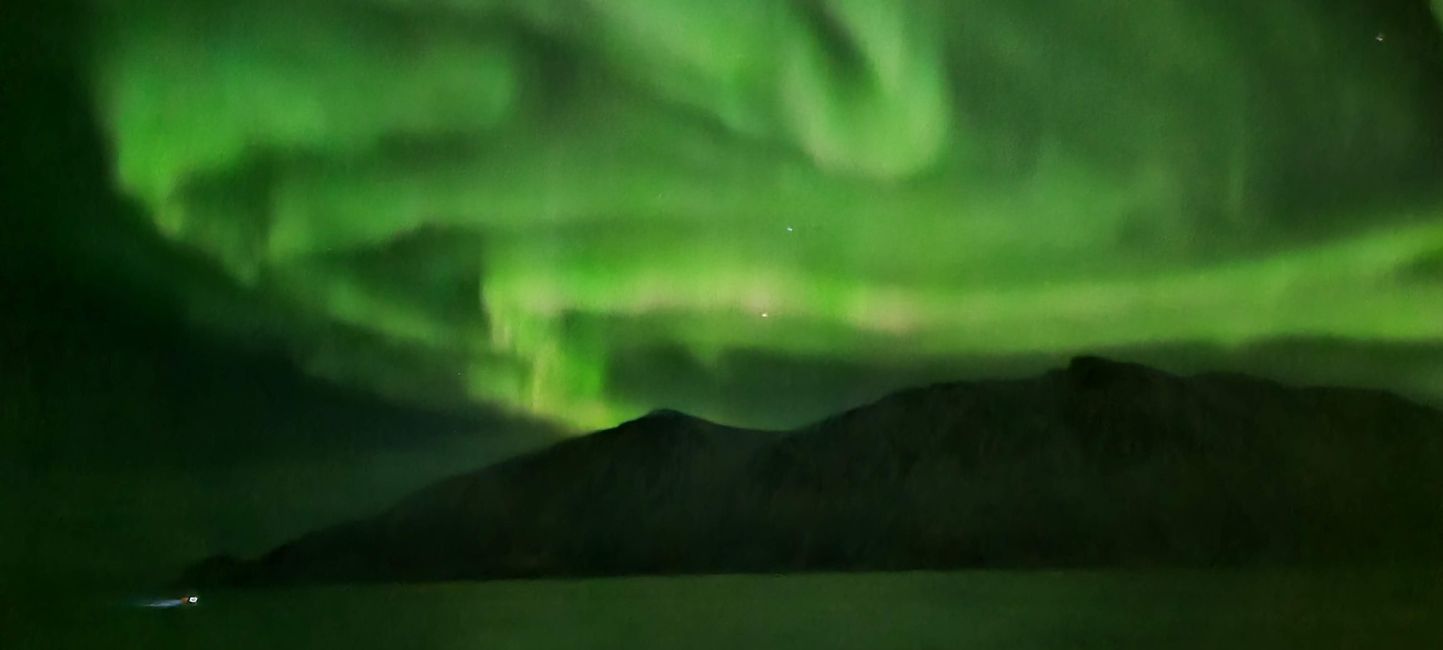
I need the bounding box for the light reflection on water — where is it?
[11,568,1442,649]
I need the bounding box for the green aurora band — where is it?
[92,0,1443,429]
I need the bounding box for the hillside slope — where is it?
[187,357,1443,585]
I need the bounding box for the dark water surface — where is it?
[8,568,1441,649]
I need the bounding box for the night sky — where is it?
[6,0,1443,585]
[80,0,1443,429]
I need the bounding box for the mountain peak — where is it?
[1065,355,1173,386]
[188,360,1443,586]
[641,408,694,420]
[604,408,715,437]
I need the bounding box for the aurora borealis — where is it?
[88,0,1443,429]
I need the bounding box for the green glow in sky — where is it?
[92,0,1443,429]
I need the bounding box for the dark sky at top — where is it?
[5,0,1443,585]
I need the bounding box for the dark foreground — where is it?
[10,569,1442,649]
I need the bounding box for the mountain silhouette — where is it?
[186,357,1443,585]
